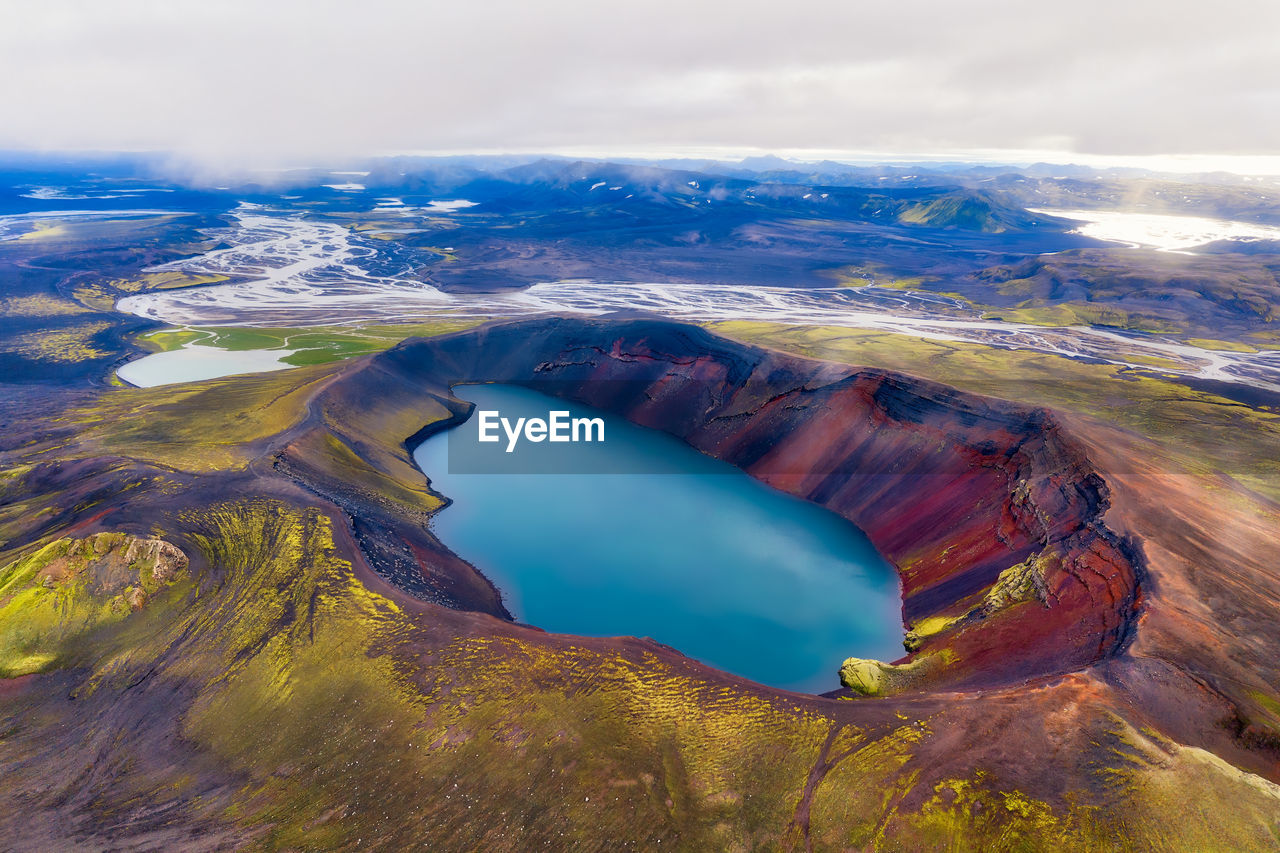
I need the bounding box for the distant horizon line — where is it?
[4,145,1280,177]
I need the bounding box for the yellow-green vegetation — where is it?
[1185,338,1262,353]
[63,499,836,848]
[825,262,978,304]
[136,319,484,366]
[105,270,229,294]
[706,321,1280,501]
[415,245,460,260]
[838,654,944,697]
[981,303,1183,335]
[897,551,1053,654]
[77,364,341,471]
[69,282,119,312]
[0,295,93,318]
[67,319,480,474]
[833,271,930,291]
[6,315,1280,846]
[289,429,446,513]
[4,321,113,362]
[1245,330,1280,349]
[349,220,409,233]
[0,533,187,678]
[839,658,889,695]
[825,262,947,295]
[895,193,1015,232]
[983,552,1052,613]
[0,464,169,558]
[805,711,1280,850]
[907,773,1060,846]
[346,222,457,255]
[903,614,963,652]
[14,221,70,241]
[13,215,200,250]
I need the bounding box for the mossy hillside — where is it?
[802,704,1280,851]
[0,294,93,318]
[37,499,833,849]
[63,319,485,474]
[4,320,116,363]
[0,460,173,568]
[0,533,187,678]
[205,506,817,848]
[297,358,472,515]
[706,321,1280,501]
[825,248,1280,341]
[982,552,1052,612]
[827,261,943,294]
[845,549,1064,698]
[895,191,1027,233]
[981,302,1184,336]
[940,249,1280,340]
[283,429,446,515]
[73,363,341,472]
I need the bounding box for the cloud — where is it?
[1,0,1277,166]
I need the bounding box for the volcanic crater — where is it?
[281,317,1146,697]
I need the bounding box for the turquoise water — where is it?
[412,384,903,693]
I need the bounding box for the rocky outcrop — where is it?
[0,532,188,677]
[302,317,1145,693]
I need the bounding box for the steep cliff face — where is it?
[304,318,1144,692]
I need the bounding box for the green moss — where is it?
[0,295,93,318]
[903,614,962,652]
[76,363,340,471]
[982,302,1184,335]
[107,271,229,294]
[63,499,825,848]
[291,430,445,513]
[0,533,186,677]
[7,316,1280,846]
[839,658,887,695]
[1186,338,1261,353]
[896,195,1011,232]
[4,321,114,363]
[1,652,56,677]
[839,654,944,697]
[1246,690,1280,726]
[134,319,485,367]
[823,262,964,301]
[907,772,1061,847]
[983,553,1052,612]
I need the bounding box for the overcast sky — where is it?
[1,0,1278,170]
